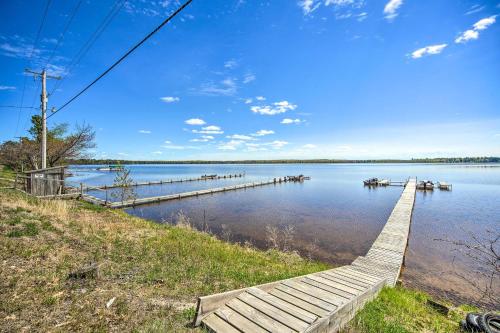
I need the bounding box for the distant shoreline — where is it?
[68,157,500,165]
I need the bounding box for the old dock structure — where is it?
[87,173,245,190]
[81,176,309,208]
[194,179,417,333]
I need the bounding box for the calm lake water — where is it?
[68,163,500,307]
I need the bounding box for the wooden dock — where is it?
[87,173,245,190]
[194,179,417,332]
[82,176,308,209]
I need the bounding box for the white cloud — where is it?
[190,135,215,142]
[244,98,253,104]
[224,59,238,69]
[383,0,403,20]
[456,15,497,44]
[251,100,297,115]
[226,134,256,140]
[281,118,303,124]
[164,140,172,144]
[117,152,128,156]
[243,73,256,84]
[298,0,321,15]
[162,145,200,150]
[303,144,317,149]
[160,96,180,103]
[465,5,484,15]
[185,118,206,125]
[252,129,275,136]
[152,151,163,155]
[410,44,447,59]
[357,12,368,21]
[192,126,224,135]
[218,140,244,150]
[256,96,266,101]
[138,130,152,134]
[325,0,356,5]
[266,140,289,149]
[0,85,16,90]
[455,29,479,43]
[198,77,237,96]
[203,125,221,131]
[473,15,497,30]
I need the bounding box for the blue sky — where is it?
[1,0,499,160]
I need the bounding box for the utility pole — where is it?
[25,69,61,169]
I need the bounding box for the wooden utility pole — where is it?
[25,69,61,169]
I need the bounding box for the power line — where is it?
[1,105,37,109]
[43,0,84,69]
[48,0,127,97]
[48,0,193,119]
[14,0,53,137]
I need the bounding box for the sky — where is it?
[0,0,499,160]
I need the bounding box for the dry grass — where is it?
[0,189,329,332]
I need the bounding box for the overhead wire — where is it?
[43,0,84,70]
[48,0,127,97]
[48,0,193,119]
[14,0,52,137]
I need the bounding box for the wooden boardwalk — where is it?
[194,179,417,332]
[82,176,306,209]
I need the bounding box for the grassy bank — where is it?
[0,188,329,331]
[345,286,477,333]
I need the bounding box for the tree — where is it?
[0,115,95,170]
[110,166,137,202]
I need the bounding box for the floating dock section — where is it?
[194,179,417,332]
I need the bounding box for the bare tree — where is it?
[435,229,499,308]
[110,167,137,203]
[0,115,95,171]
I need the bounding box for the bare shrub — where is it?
[220,224,232,242]
[435,229,499,308]
[265,224,296,252]
[174,211,192,229]
[265,225,280,249]
[282,225,295,252]
[306,238,320,260]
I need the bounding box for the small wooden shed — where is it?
[24,166,66,196]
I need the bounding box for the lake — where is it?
[68,163,500,307]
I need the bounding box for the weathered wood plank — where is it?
[246,287,318,324]
[237,292,310,331]
[269,289,331,318]
[275,284,339,311]
[281,280,346,307]
[215,307,268,333]
[226,298,294,332]
[202,313,240,333]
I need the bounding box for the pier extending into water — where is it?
[81,175,309,209]
[86,173,245,190]
[194,178,417,333]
